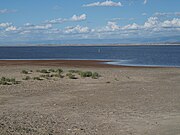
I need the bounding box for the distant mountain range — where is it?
[0,35,180,46]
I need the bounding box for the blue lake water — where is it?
[0,45,180,67]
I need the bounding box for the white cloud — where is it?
[144,17,159,28]
[33,24,52,30]
[0,23,12,28]
[71,14,86,21]
[154,12,180,17]
[123,23,140,30]
[106,21,120,31]
[162,18,180,28]
[111,17,135,21]
[143,0,147,4]
[5,26,17,32]
[47,14,86,24]
[24,24,52,30]
[0,9,16,14]
[83,0,122,7]
[64,25,90,34]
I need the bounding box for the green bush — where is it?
[92,72,100,79]
[68,70,80,73]
[22,76,31,80]
[21,70,28,74]
[48,69,56,72]
[39,69,49,73]
[56,69,63,74]
[66,73,77,79]
[0,77,19,85]
[80,71,93,78]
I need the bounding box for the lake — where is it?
[0,45,180,67]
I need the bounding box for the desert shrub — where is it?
[0,77,19,85]
[68,70,80,73]
[40,74,54,79]
[22,76,31,80]
[39,69,49,74]
[56,69,63,74]
[66,73,77,79]
[92,72,100,79]
[33,77,43,81]
[52,74,64,78]
[21,70,28,74]
[48,69,56,72]
[80,71,93,78]
[0,80,10,85]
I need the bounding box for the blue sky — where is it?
[0,0,180,44]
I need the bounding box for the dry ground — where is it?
[0,65,180,135]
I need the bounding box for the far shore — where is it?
[0,43,180,47]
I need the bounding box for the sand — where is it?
[0,60,180,135]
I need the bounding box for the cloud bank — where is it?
[83,0,122,7]
[46,14,86,24]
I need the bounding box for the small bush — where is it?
[0,77,19,85]
[39,69,49,74]
[80,71,93,78]
[66,73,77,79]
[68,70,80,73]
[56,69,63,74]
[92,72,100,79]
[21,70,28,74]
[48,69,56,72]
[52,74,64,78]
[39,74,53,79]
[22,76,31,80]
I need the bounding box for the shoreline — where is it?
[0,59,176,68]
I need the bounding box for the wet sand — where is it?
[0,60,180,135]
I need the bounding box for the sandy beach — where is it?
[0,60,180,135]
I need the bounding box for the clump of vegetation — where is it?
[39,69,49,74]
[68,70,80,74]
[56,69,63,74]
[33,77,43,81]
[79,71,93,78]
[66,73,77,79]
[0,77,19,85]
[22,76,31,80]
[52,68,63,78]
[48,69,56,72]
[92,72,100,79]
[39,74,50,79]
[21,70,29,74]
[52,74,64,78]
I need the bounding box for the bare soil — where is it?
[0,64,180,135]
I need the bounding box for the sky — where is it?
[0,0,180,44]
